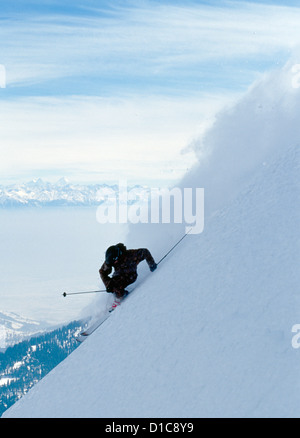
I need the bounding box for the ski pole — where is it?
[157,227,193,266]
[64,228,192,297]
[62,289,107,297]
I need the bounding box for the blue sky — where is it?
[1,0,300,185]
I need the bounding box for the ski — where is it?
[76,312,111,342]
[76,293,130,343]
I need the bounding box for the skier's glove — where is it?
[150,263,157,272]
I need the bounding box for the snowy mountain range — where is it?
[0,178,148,207]
[2,64,299,418]
[0,311,49,352]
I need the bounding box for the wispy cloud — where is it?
[0,93,229,183]
[1,1,300,92]
[1,1,300,184]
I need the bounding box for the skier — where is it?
[99,243,157,299]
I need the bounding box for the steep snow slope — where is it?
[3,64,299,418]
[3,142,299,418]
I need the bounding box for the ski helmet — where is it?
[105,243,126,265]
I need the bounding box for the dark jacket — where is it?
[99,248,156,292]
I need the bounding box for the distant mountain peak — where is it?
[27,178,45,187]
[55,177,69,187]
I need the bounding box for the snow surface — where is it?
[2,62,299,418]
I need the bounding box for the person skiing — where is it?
[99,243,157,299]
